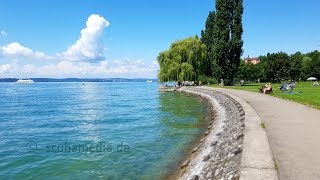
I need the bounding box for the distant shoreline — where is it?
[0,78,158,83]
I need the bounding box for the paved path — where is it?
[212,88,320,180]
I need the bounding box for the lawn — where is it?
[208,81,320,109]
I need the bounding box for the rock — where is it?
[181,160,190,169]
[211,140,218,146]
[190,175,199,180]
[234,147,243,155]
[214,169,221,176]
[178,87,245,180]
[233,174,240,180]
[192,147,198,154]
[237,134,244,140]
[203,154,211,161]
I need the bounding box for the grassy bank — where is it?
[208,81,320,109]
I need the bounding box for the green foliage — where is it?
[265,52,291,82]
[289,52,303,80]
[201,11,216,77]
[237,60,259,82]
[158,0,244,85]
[302,51,320,79]
[157,37,208,83]
[236,50,320,83]
[213,0,244,86]
[198,75,218,85]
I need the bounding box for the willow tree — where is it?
[157,37,207,83]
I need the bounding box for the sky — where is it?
[0,0,319,78]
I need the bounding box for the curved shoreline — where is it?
[172,87,245,180]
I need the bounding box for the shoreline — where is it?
[171,87,246,180]
[166,90,217,180]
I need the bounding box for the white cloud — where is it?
[0,30,7,37]
[0,14,109,62]
[0,14,159,78]
[0,64,13,74]
[0,58,158,78]
[58,14,110,62]
[1,42,52,60]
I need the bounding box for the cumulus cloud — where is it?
[0,14,109,62]
[0,30,7,37]
[0,14,159,78]
[1,42,52,60]
[58,14,110,61]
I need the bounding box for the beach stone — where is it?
[191,147,198,154]
[181,160,190,169]
[211,140,218,146]
[203,155,211,161]
[234,147,243,155]
[190,175,199,180]
[177,87,245,180]
[237,134,244,140]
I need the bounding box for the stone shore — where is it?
[175,87,246,180]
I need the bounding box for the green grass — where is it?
[208,81,320,109]
[261,122,266,129]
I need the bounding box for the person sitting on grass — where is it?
[262,83,272,94]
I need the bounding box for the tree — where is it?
[237,60,259,83]
[213,0,244,86]
[289,52,303,81]
[201,11,216,77]
[157,37,208,83]
[302,51,320,79]
[265,52,291,82]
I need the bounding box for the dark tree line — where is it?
[237,51,320,83]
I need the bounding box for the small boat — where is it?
[146,80,153,83]
[16,79,34,84]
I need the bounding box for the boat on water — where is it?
[146,80,153,83]
[16,79,34,84]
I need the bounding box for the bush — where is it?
[198,75,217,85]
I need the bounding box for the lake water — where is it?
[0,82,207,179]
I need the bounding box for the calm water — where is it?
[0,82,207,179]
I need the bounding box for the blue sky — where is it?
[0,0,319,78]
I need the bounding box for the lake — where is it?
[0,82,207,179]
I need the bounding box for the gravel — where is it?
[176,87,245,180]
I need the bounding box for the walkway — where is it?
[212,88,320,180]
